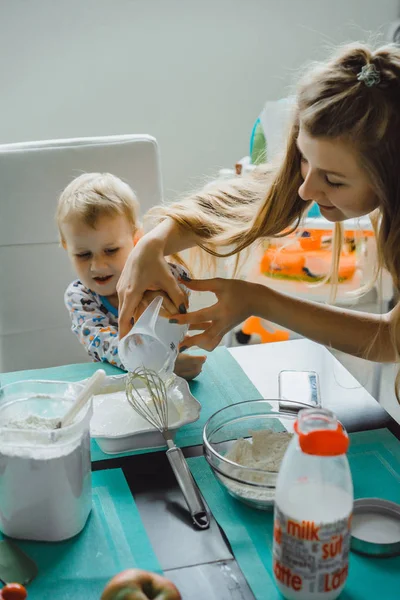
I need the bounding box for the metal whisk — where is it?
[126,368,209,529]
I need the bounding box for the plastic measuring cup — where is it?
[118,295,188,379]
[0,380,93,541]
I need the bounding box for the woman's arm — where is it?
[117,219,199,338]
[172,278,396,363]
[117,166,287,338]
[252,283,394,362]
[144,217,200,255]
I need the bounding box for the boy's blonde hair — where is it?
[57,172,140,243]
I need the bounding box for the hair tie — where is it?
[357,63,381,87]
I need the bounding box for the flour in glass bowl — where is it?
[221,430,292,507]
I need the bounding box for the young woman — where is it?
[117,43,400,379]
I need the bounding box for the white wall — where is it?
[0,0,398,198]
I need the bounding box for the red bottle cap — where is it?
[294,419,349,456]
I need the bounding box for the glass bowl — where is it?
[203,399,309,510]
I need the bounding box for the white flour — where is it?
[91,388,181,437]
[0,409,92,541]
[222,430,292,506]
[4,414,59,431]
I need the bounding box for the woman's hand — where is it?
[170,278,256,351]
[174,352,206,380]
[133,290,189,323]
[101,568,181,600]
[117,237,188,339]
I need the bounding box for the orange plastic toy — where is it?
[260,228,374,284]
[0,584,27,600]
[260,231,358,283]
[240,227,374,344]
[242,316,289,343]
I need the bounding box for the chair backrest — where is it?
[0,134,163,372]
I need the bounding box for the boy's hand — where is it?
[173,353,206,381]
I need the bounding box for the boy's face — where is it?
[62,214,135,297]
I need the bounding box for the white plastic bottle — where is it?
[273,408,353,600]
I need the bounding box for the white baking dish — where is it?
[89,374,201,454]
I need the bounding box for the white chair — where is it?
[0,134,163,372]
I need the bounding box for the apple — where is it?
[101,569,181,600]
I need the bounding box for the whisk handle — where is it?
[166,446,210,530]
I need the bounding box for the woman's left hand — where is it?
[170,278,255,351]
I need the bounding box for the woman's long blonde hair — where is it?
[148,42,400,377]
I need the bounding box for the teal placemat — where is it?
[1,347,262,462]
[175,347,262,446]
[1,469,161,599]
[188,428,400,600]
[0,361,123,385]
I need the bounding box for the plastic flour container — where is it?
[0,380,93,542]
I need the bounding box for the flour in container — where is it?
[222,429,293,505]
[3,414,59,430]
[0,403,92,542]
[91,387,183,437]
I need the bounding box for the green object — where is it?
[0,347,262,462]
[0,540,38,585]
[0,469,161,599]
[250,118,267,165]
[188,428,400,600]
